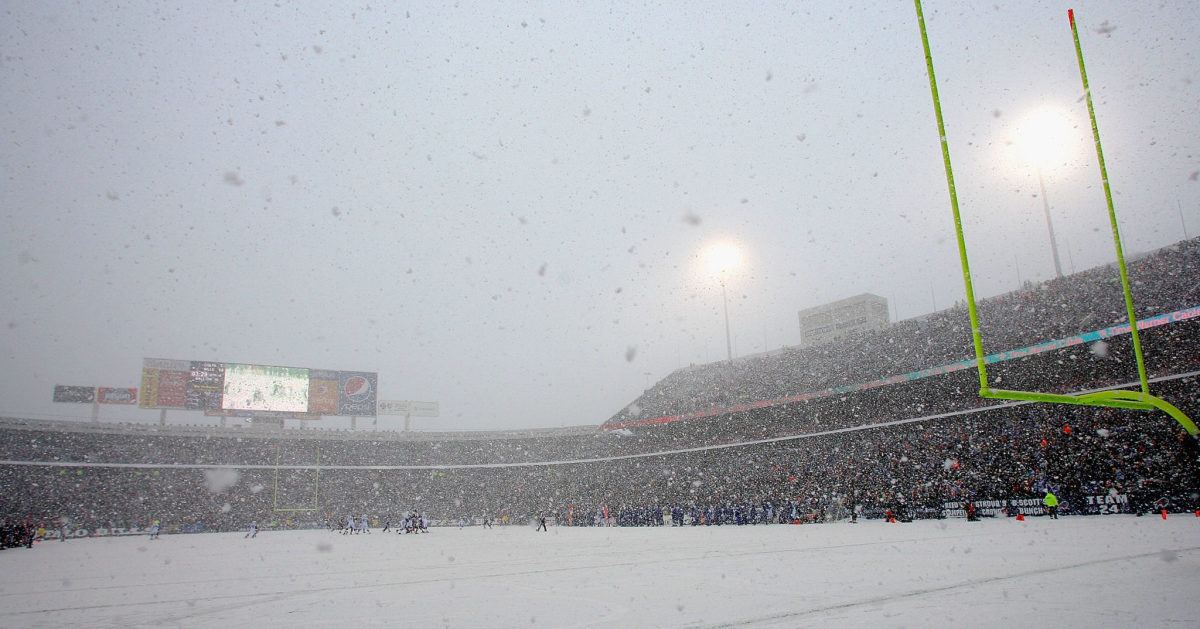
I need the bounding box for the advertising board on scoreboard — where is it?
[338,371,378,416]
[307,369,341,415]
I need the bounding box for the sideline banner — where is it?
[1083,493,1129,514]
[942,498,1044,518]
[941,493,1131,517]
[43,524,207,539]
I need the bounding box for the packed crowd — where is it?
[0,518,40,549]
[582,387,1200,526]
[3,376,1196,533]
[0,420,610,468]
[2,238,1198,533]
[595,314,1200,460]
[611,237,1200,423]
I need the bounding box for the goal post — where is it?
[912,0,1197,435]
[272,444,322,512]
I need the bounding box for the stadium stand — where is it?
[2,238,1199,534]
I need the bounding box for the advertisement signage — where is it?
[140,357,375,416]
[156,368,189,407]
[338,371,377,416]
[410,401,439,416]
[97,387,138,405]
[53,385,95,404]
[377,400,410,415]
[378,400,439,417]
[140,358,189,408]
[307,369,341,415]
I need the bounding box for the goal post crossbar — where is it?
[981,388,1198,435]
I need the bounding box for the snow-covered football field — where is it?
[0,515,1196,628]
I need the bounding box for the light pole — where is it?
[1018,107,1073,280]
[1037,166,1064,278]
[1180,200,1189,240]
[704,242,740,363]
[719,274,732,362]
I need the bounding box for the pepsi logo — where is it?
[343,375,372,401]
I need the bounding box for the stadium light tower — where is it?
[1017,107,1074,279]
[704,242,741,362]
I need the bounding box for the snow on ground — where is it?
[0,516,1197,628]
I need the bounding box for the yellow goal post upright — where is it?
[911,0,1197,435]
[272,444,322,513]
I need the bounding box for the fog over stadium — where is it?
[2,1,1198,431]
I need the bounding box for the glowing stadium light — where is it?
[1016,107,1078,279]
[1016,107,1076,170]
[703,242,741,362]
[704,242,741,276]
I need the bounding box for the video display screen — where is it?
[221,363,310,412]
[142,358,375,416]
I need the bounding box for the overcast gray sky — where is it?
[2,1,1197,431]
